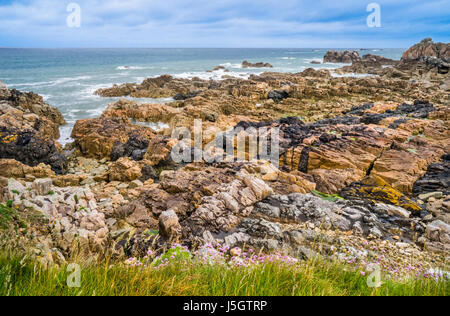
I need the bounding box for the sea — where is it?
[0,48,404,145]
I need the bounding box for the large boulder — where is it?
[323,50,361,63]
[71,118,166,161]
[0,85,67,173]
[402,38,450,61]
[242,61,273,68]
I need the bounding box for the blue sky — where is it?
[0,0,448,48]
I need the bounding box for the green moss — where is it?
[312,190,345,202]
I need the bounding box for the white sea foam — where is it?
[331,72,377,78]
[304,58,323,64]
[40,94,53,101]
[58,125,75,147]
[14,76,92,88]
[131,120,170,132]
[174,69,252,81]
[219,62,243,69]
[281,57,296,60]
[116,66,155,70]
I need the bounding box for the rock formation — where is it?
[402,38,449,61]
[0,83,67,173]
[323,50,361,63]
[241,61,273,68]
[1,39,449,269]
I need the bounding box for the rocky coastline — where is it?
[0,39,448,278]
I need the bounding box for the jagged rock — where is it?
[0,86,67,173]
[242,61,273,68]
[95,74,209,99]
[173,91,203,101]
[71,118,155,159]
[52,174,87,187]
[0,159,55,179]
[94,70,448,141]
[111,133,149,162]
[300,68,331,78]
[268,90,289,103]
[1,180,109,259]
[32,178,52,196]
[401,38,449,61]
[0,128,67,174]
[323,50,361,63]
[426,220,450,244]
[108,158,142,182]
[413,154,450,195]
[0,88,65,138]
[340,176,422,214]
[101,98,180,123]
[362,54,397,65]
[336,54,398,75]
[216,192,425,252]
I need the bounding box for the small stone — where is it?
[7,178,25,198]
[426,220,450,243]
[128,180,143,189]
[374,203,411,218]
[419,192,443,202]
[111,194,124,205]
[202,230,217,245]
[117,183,129,190]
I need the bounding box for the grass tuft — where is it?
[0,253,447,296]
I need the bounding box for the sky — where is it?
[0,0,448,48]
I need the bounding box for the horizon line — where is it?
[0,46,407,50]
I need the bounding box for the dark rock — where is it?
[344,103,374,116]
[359,100,436,124]
[314,116,361,126]
[173,91,202,101]
[0,127,67,174]
[389,118,410,129]
[111,134,149,161]
[268,90,289,103]
[413,154,450,195]
[140,165,158,182]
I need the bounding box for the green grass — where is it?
[0,254,447,296]
[0,203,17,229]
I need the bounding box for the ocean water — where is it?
[0,48,404,144]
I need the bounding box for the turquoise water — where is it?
[0,48,403,144]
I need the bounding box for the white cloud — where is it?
[0,0,448,47]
